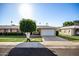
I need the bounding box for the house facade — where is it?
[0,25,56,36]
[59,25,79,36]
[0,25,19,33]
[37,26,56,36]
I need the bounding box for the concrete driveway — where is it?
[43,36,67,41]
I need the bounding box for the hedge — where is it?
[0,32,25,36]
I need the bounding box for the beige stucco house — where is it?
[59,25,79,36]
[0,25,56,36]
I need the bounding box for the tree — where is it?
[73,20,79,25]
[19,18,36,42]
[63,21,74,26]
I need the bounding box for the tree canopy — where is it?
[19,18,36,33]
[63,21,74,27]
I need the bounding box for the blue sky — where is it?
[0,3,79,27]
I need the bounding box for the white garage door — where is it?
[41,29,55,36]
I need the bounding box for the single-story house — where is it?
[0,25,56,36]
[59,25,79,36]
[0,25,19,33]
[37,25,56,36]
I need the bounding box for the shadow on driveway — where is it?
[7,42,57,56]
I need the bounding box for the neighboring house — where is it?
[0,25,56,36]
[59,25,79,36]
[0,25,19,33]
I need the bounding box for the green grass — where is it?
[0,35,42,42]
[58,34,79,41]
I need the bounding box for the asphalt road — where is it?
[7,42,57,56]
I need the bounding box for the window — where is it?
[4,29,8,32]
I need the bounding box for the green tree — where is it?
[73,20,79,25]
[19,18,36,42]
[63,21,74,26]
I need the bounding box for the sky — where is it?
[0,3,79,27]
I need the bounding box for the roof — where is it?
[0,25,19,29]
[37,25,56,29]
[59,25,79,29]
[0,25,56,29]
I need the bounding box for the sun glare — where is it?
[19,4,33,19]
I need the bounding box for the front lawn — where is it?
[0,35,42,42]
[58,34,79,41]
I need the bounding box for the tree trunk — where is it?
[25,32,30,42]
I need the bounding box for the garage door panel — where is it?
[41,29,55,36]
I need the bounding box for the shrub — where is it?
[0,32,25,36]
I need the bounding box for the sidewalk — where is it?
[0,41,79,48]
[0,42,22,48]
[41,41,79,45]
[41,41,79,48]
[0,42,22,45]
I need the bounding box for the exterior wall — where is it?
[0,29,4,33]
[0,28,20,33]
[40,29,56,36]
[59,29,75,36]
[70,29,75,35]
[11,29,18,32]
[7,29,10,32]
